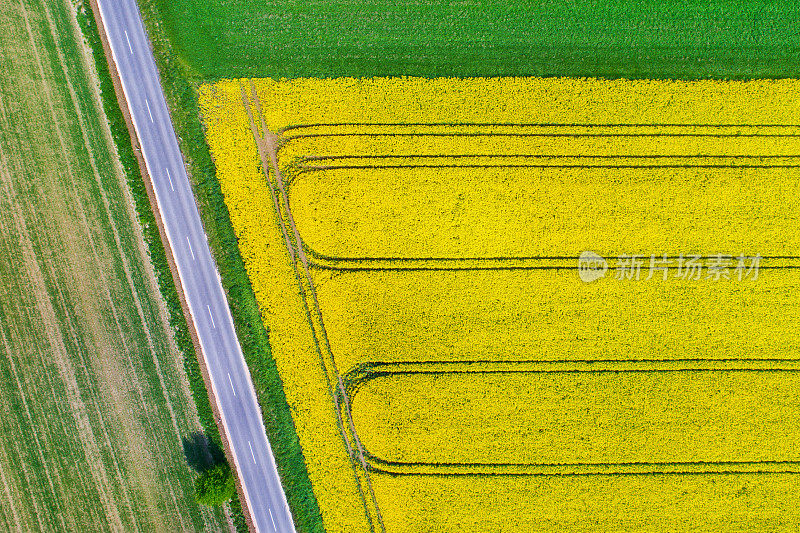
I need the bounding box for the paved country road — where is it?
[93,1,295,531]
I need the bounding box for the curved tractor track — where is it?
[243,108,800,524]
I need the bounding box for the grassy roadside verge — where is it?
[130,2,325,531]
[78,2,248,530]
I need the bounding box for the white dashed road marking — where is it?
[145,98,153,122]
[186,236,195,260]
[124,30,133,54]
[165,167,174,191]
[249,441,257,464]
[207,305,216,329]
[228,373,236,396]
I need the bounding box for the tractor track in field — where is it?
[277,122,800,133]
[277,123,800,271]
[344,359,800,477]
[300,249,799,273]
[240,81,386,533]
[247,111,800,512]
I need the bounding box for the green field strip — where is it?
[0,0,225,530]
[145,0,800,80]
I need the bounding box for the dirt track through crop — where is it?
[269,120,800,479]
[241,82,386,533]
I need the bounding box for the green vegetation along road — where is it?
[0,0,226,530]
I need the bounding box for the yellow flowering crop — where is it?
[290,165,800,259]
[246,77,800,129]
[318,269,800,374]
[199,77,800,532]
[352,366,800,467]
[199,82,374,532]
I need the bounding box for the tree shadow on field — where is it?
[182,432,226,473]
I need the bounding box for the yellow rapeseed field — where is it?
[290,165,800,259]
[199,83,374,532]
[199,77,800,532]
[318,269,800,374]
[351,368,800,466]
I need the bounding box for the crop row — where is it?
[314,268,800,376]
[348,364,800,474]
[278,130,800,164]
[230,77,800,133]
[286,164,800,260]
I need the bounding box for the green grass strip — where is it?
[148,0,800,80]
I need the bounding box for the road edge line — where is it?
[87,2,259,530]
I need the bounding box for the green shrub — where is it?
[195,463,236,507]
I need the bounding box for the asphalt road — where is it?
[93,1,295,531]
